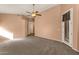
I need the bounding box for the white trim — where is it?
[61,8,73,48]
[72,48,79,52]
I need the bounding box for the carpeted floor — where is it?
[0,36,79,55]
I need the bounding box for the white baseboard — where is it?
[61,40,79,52]
[72,48,79,52]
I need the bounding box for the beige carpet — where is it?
[0,36,79,55]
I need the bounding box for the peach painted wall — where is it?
[0,14,26,38]
[77,5,79,50]
[60,4,79,50]
[35,4,79,51]
[35,5,61,41]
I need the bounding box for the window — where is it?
[0,27,13,40]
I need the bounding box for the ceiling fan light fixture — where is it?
[32,13,36,17]
[26,4,42,18]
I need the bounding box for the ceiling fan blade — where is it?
[26,12,31,14]
[36,14,42,16]
[27,15,31,16]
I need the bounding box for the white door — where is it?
[62,8,73,47]
[28,22,34,34]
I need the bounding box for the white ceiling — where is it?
[0,4,58,15]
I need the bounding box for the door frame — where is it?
[61,8,73,47]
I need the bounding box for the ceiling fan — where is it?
[26,4,42,18]
[18,4,42,20]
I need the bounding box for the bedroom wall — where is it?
[35,5,61,41]
[35,4,79,51]
[77,5,79,51]
[60,4,79,51]
[0,14,26,39]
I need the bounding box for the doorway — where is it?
[27,18,35,36]
[62,8,73,47]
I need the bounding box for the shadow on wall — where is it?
[0,27,13,40]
